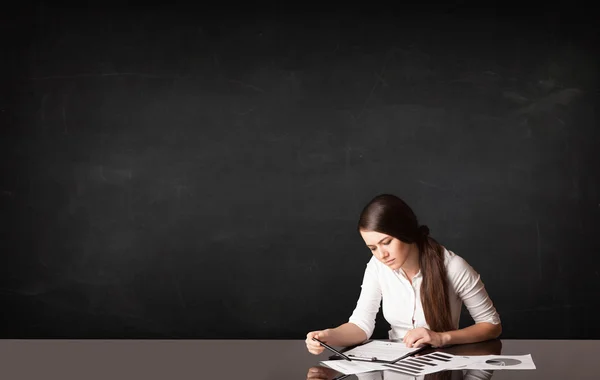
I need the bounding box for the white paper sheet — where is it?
[321,351,536,376]
[384,352,536,376]
[448,354,536,370]
[383,351,473,376]
[320,351,469,375]
[343,340,422,361]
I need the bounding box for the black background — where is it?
[1,2,599,339]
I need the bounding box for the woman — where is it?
[306,194,501,354]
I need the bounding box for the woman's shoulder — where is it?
[441,246,476,275]
[362,255,387,277]
[441,246,457,265]
[366,255,381,269]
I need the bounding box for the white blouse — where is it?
[348,247,501,340]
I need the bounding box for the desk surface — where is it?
[0,339,597,379]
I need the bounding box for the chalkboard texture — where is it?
[1,4,598,338]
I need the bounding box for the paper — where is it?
[343,340,422,361]
[449,354,536,370]
[320,351,468,375]
[384,352,536,376]
[321,349,536,376]
[383,351,473,376]
[320,360,388,375]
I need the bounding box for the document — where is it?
[384,352,536,376]
[319,340,536,376]
[343,340,423,362]
[383,352,473,376]
[321,352,536,376]
[448,354,536,370]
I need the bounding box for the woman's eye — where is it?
[384,240,391,245]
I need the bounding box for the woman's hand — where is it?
[402,327,447,348]
[306,365,339,380]
[305,329,334,355]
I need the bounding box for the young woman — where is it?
[306,194,501,354]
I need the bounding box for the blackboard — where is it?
[1,5,599,339]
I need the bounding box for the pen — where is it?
[312,338,352,361]
[348,354,378,361]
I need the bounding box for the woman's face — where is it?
[359,229,414,270]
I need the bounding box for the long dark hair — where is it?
[357,194,454,333]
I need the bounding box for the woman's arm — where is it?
[446,254,502,344]
[306,258,381,354]
[440,321,502,346]
[404,253,503,348]
[346,257,382,341]
[306,322,369,354]
[403,321,501,348]
[327,322,370,347]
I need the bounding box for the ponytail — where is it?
[417,229,454,333]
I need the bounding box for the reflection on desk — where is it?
[307,366,493,380]
[308,338,503,380]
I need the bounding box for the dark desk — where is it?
[0,339,597,379]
